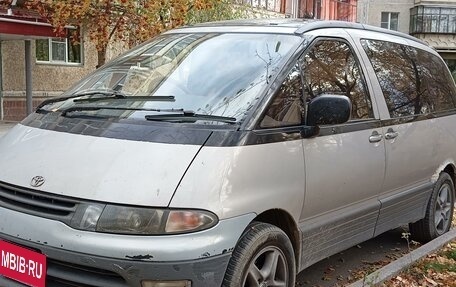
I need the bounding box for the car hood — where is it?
[0,124,206,207]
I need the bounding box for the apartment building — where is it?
[249,0,358,20]
[358,0,456,77]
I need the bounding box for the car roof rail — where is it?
[294,20,426,45]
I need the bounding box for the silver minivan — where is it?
[0,20,455,287]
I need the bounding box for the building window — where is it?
[410,6,456,34]
[245,0,282,13]
[36,29,82,64]
[381,12,399,31]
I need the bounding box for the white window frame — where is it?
[247,0,281,13]
[36,31,83,66]
[381,12,399,31]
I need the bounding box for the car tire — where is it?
[222,221,296,287]
[409,172,455,243]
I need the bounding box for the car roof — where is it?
[168,19,425,46]
[191,18,315,29]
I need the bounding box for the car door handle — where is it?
[385,128,399,140]
[369,131,383,143]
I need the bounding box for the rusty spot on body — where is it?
[125,254,154,260]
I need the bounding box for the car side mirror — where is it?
[306,95,351,127]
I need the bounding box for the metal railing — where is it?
[411,13,456,34]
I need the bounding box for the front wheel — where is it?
[222,222,296,287]
[410,172,455,243]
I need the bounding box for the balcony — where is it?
[410,6,456,34]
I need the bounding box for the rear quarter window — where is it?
[361,39,456,118]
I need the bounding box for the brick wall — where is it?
[2,97,44,121]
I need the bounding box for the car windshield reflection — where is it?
[43,33,303,123]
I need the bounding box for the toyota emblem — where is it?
[30,176,45,188]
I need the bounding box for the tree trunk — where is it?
[97,48,107,68]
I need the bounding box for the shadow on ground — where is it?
[296,227,414,287]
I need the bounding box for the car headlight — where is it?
[97,205,165,234]
[69,204,218,235]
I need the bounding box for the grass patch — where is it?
[424,262,456,273]
[446,248,456,260]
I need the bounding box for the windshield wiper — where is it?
[36,90,127,111]
[61,106,237,124]
[72,90,127,98]
[61,106,184,117]
[145,111,237,124]
[36,90,175,112]
[73,95,175,103]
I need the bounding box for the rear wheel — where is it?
[222,222,296,287]
[410,172,455,243]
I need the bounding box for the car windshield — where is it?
[41,32,302,123]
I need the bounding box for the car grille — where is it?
[0,183,130,287]
[47,259,128,287]
[0,181,79,223]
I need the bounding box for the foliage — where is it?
[186,0,258,24]
[446,248,456,260]
[424,260,456,273]
[0,0,9,10]
[10,0,253,66]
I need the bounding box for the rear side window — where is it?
[361,39,456,118]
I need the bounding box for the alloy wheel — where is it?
[243,246,288,287]
[434,182,453,235]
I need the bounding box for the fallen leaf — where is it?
[424,276,438,286]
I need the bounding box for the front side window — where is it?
[41,33,302,124]
[361,39,456,118]
[261,64,304,128]
[261,39,374,128]
[36,29,82,64]
[381,12,399,31]
[301,40,373,120]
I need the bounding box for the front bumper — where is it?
[0,207,256,287]
[0,233,231,287]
